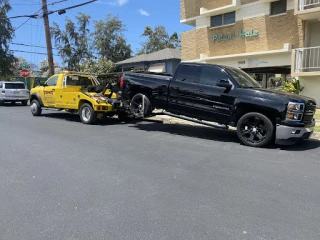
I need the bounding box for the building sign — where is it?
[212,29,259,42]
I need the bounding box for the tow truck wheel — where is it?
[236,112,274,148]
[30,99,42,116]
[80,103,96,124]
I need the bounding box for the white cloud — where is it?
[96,0,128,6]
[139,9,149,16]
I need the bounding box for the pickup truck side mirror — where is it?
[216,79,232,90]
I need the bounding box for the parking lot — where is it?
[1,105,320,240]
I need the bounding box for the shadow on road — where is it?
[40,112,162,126]
[38,112,320,151]
[132,122,320,151]
[131,122,240,144]
[276,139,320,151]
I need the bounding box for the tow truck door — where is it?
[42,75,59,107]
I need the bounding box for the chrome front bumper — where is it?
[275,119,315,145]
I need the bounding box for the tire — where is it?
[21,100,28,106]
[30,99,42,116]
[130,93,152,119]
[236,112,274,148]
[0,100,4,106]
[79,103,96,124]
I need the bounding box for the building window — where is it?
[211,11,235,27]
[270,0,287,16]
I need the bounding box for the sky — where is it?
[8,0,193,68]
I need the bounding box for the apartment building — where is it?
[180,0,320,105]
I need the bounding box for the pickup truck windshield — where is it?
[226,67,261,88]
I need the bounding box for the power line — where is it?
[11,42,58,50]
[11,49,60,56]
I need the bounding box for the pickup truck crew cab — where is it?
[30,72,124,124]
[120,63,316,147]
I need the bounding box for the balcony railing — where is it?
[295,46,320,73]
[299,0,320,10]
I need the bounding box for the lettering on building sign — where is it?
[212,32,236,42]
[212,29,259,42]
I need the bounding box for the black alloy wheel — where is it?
[130,93,151,118]
[236,112,274,147]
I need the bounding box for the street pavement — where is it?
[1,105,320,240]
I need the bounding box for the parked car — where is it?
[29,71,125,124]
[119,62,317,147]
[0,81,29,106]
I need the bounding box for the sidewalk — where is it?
[147,112,320,141]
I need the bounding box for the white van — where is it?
[0,81,30,106]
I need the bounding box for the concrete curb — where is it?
[147,114,320,140]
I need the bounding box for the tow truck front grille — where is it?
[303,102,316,125]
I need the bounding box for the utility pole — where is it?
[42,0,54,76]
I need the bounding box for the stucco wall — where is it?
[299,76,320,107]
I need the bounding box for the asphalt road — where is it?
[1,105,320,240]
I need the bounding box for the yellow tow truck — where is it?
[30,71,127,124]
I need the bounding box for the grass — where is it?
[314,126,320,132]
[315,109,320,121]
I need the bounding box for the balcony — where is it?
[292,46,320,76]
[295,0,320,19]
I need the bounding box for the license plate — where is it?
[14,91,19,94]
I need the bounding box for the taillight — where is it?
[119,77,124,89]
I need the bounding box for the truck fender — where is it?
[30,93,44,107]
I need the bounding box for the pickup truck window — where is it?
[176,65,201,83]
[46,76,59,86]
[226,67,261,88]
[200,66,229,86]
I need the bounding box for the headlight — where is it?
[286,113,303,120]
[286,102,305,121]
[287,102,304,111]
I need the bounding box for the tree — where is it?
[138,25,181,55]
[0,0,16,78]
[80,59,115,75]
[12,57,39,77]
[51,12,92,71]
[93,14,131,63]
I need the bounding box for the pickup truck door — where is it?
[168,64,201,115]
[42,75,60,107]
[193,65,234,122]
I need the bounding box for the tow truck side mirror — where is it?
[217,79,232,90]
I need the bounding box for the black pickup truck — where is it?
[119,63,316,147]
